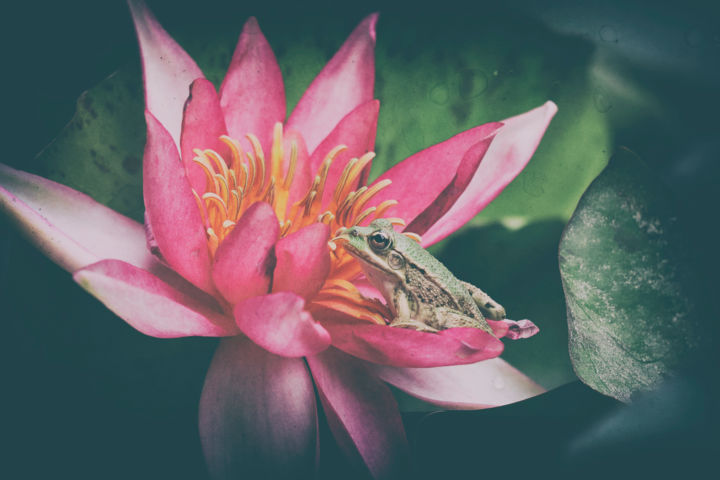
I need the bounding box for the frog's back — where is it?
[394,233,481,317]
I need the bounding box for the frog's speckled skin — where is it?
[335,219,506,333]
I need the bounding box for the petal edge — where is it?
[422,101,558,246]
[287,14,378,154]
[234,292,331,357]
[220,16,286,153]
[307,348,410,479]
[143,111,214,293]
[319,311,505,368]
[0,163,156,273]
[368,358,545,410]
[129,0,204,149]
[73,259,236,338]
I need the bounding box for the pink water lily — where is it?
[0,0,557,477]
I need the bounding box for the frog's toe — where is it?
[483,306,507,320]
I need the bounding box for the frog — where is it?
[331,218,508,334]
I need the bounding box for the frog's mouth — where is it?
[329,228,362,257]
[330,228,383,267]
[330,230,396,283]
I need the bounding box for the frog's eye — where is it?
[368,230,392,252]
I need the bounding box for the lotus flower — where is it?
[0,1,557,477]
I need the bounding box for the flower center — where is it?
[191,122,410,324]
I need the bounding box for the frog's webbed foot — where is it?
[389,318,438,333]
[461,281,506,320]
[500,318,540,339]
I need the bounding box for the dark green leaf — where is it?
[35,67,146,221]
[559,149,704,402]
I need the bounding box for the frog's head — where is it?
[331,219,406,272]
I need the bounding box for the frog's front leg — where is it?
[435,307,494,334]
[387,286,438,332]
[461,281,506,320]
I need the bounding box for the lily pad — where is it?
[558,149,704,402]
[34,66,146,221]
[32,8,609,228]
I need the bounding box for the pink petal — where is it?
[211,202,278,304]
[180,78,229,194]
[367,358,545,410]
[307,348,410,479]
[234,292,331,357]
[286,14,378,154]
[128,0,204,149]
[405,134,495,236]
[421,101,558,246]
[199,336,317,479]
[143,111,214,293]
[73,259,236,338]
[284,129,313,210]
[219,17,285,153]
[369,121,502,228]
[307,100,379,206]
[353,279,385,303]
[318,311,506,368]
[272,223,331,300]
[0,163,156,273]
[486,319,510,338]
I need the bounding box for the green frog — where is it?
[331,219,508,334]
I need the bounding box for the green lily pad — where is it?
[34,66,146,221]
[32,9,609,228]
[558,149,704,402]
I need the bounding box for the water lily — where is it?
[0,0,557,477]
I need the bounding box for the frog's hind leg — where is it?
[388,318,439,333]
[434,307,494,335]
[461,281,506,320]
[388,286,438,333]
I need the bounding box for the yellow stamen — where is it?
[353,206,376,226]
[386,217,407,228]
[205,149,230,181]
[202,192,228,217]
[191,124,412,326]
[246,134,266,193]
[334,152,375,205]
[214,174,229,205]
[314,145,347,206]
[193,153,220,193]
[270,123,284,182]
[404,232,423,243]
[373,199,398,219]
[192,189,208,228]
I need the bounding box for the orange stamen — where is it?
[191,122,420,325]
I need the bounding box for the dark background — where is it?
[2,1,718,479]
